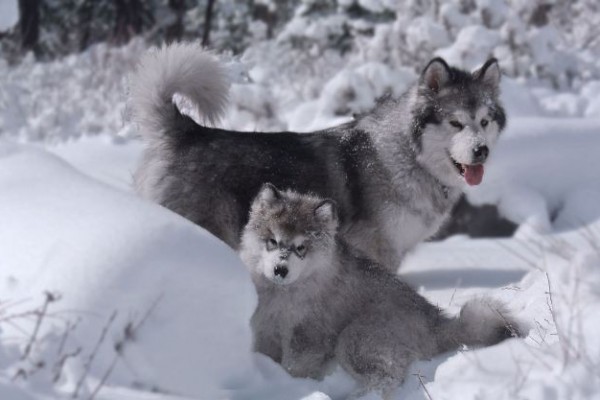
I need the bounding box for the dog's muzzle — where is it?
[472,145,489,164]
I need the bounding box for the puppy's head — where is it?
[412,58,506,188]
[240,184,338,286]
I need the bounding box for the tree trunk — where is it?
[18,0,40,54]
[113,0,144,44]
[202,0,216,47]
[78,0,95,51]
[166,0,185,43]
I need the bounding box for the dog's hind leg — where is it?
[336,319,411,398]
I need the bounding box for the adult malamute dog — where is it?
[131,42,506,270]
[239,184,520,396]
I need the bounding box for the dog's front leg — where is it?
[281,324,335,380]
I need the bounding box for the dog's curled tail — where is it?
[441,297,522,351]
[130,42,229,141]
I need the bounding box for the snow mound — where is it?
[0,141,257,398]
[466,118,600,233]
[424,230,600,400]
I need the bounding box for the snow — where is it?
[499,78,544,117]
[0,141,257,399]
[0,41,144,142]
[436,25,502,70]
[405,17,450,53]
[407,234,600,400]
[475,0,510,29]
[0,0,18,32]
[465,117,600,233]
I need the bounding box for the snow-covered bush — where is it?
[0,40,147,143]
[229,0,600,128]
[3,0,600,141]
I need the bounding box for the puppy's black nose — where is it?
[274,265,288,278]
[472,145,489,163]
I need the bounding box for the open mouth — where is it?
[450,155,484,186]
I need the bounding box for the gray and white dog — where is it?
[240,185,520,396]
[131,42,506,269]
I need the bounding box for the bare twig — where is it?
[115,294,163,354]
[73,310,118,398]
[544,271,574,369]
[21,292,59,360]
[57,318,81,357]
[0,297,33,316]
[494,309,520,338]
[53,347,82,383]
[88,353,119,400]
[413,372,433,400]
[448,279,461,307]
[88,295,163,400]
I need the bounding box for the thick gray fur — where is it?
[239,186,521,396]
[132,43,506,270]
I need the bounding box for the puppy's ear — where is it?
[314,199,339,232]
[421,58,451,92]
[256,183,281,206]
[473,58,501,91]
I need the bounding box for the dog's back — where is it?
[130,44,377,248]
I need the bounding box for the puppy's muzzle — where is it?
[274,264,289,279]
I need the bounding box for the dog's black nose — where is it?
[274,265,288,278]
[472,145,489,163]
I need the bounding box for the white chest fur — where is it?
[380,199,451,269]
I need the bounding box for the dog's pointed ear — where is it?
[421,58,451,92]
[314,199,339,231]
[473,58,501,90]
[257,183,281,205]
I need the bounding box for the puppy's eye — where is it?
[294,244,307,258]
[449,120,464,130]
[266,238,277,251]
[480,119,489,127]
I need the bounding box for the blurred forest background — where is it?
[2,0,600,87]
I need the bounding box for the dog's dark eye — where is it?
[294,244,307,258]
[449,120,463,130]
[266,238,277,251]
[481,119,489,128]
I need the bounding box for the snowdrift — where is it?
[0,141,256,398]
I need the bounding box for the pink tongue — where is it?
[464,164,484,186]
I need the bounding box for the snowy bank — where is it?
[0,141,256,398]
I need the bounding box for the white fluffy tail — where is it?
[129,42,229,141]
[440,297,521,352]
